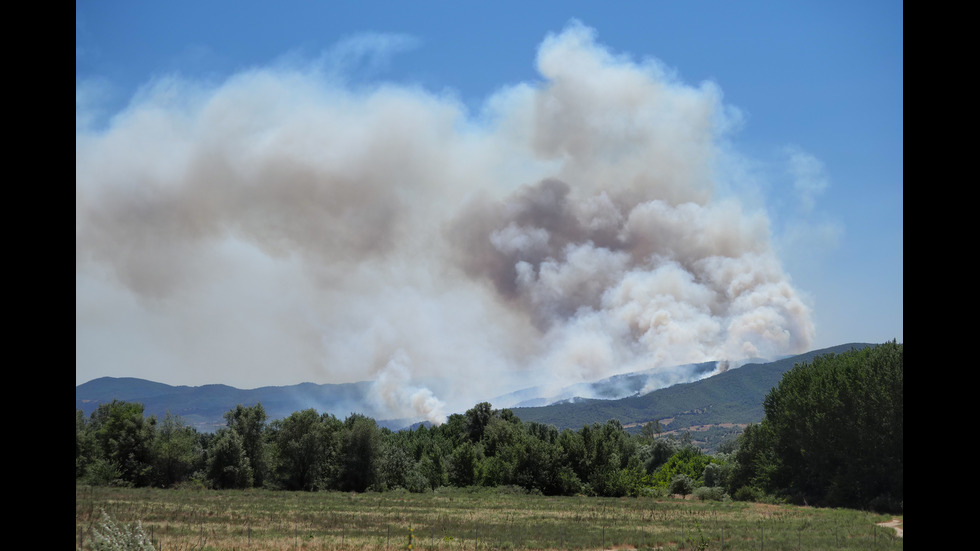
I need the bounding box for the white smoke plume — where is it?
[76,22,814,422]
[370,350,448,425]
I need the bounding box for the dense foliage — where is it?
[76,399,722,498]
[75,342,902,512]
[732,341,903,512]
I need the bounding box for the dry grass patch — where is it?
[76,485,902,550]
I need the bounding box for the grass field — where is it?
[75,484,902,550]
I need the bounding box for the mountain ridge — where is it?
[76,342,873,440]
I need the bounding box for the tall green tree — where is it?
[464,402,493,443]
[207,429,253,489]
[89,400,157,486]
[338,414,381,492]
[511,432,558,493]
[224,403,269,487]
[269,409,342,491]
[447,441,481,487]
[728,422,778,498]
[644,436,679,474]
[377,441,419,491]
[749,341,903,510]
[76,410,97,480]
[153,412,201,487]
[640,420,662,441]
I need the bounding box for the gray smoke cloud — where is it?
[76,22,814,423]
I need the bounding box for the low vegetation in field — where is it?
[76,485,902,551]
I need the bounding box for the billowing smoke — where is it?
[76,22,814,423]
[370,350,448,425]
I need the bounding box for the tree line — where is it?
[75,342,901,512]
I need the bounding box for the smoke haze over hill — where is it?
[76,23,815,424]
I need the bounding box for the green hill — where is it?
[512,343,872,450]
[76,378,377,432]
[76,343,873,443]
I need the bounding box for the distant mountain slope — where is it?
[76,378,378,431]
[493,360,721,407]
[511,343,873,433]
[76,343,873,435]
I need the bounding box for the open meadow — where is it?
[76,485,902,550]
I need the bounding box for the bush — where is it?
[173,471,209,491]
[556,466,584,495]
[669,474,694,496]
[868,493,903,514]
[404,466,431,494]
[733,485,760,502]
[85,458,126,487]
[640,485,668,498]
[692,486,728,501]
[650,446,713,488]
[702,462,732,489]
[90,509,155,551]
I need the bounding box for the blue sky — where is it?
[76,1,902,415]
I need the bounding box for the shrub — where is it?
[641,485,667,498]
[90,509,155,551]
[868,493,903,514]
[692,486,728,501]
[733,485,759,502]
[86,458,125,487]
[669,474,694,496]
[173,471,209,491]
[702,462,732,489]
[404,466,430,494]
[556,465,584,495]
[650,446,713,488]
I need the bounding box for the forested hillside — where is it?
[514,343,872,443]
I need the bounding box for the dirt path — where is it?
[876,519,903,538]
